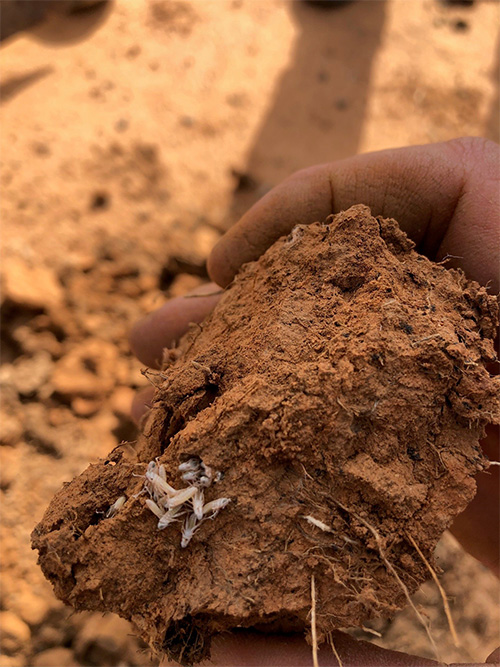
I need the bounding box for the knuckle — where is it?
[286,164,322,184]
[447,136,500,166]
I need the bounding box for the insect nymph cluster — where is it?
[140,458,231,547]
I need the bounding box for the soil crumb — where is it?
[32,205,499,665]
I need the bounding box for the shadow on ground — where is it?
[226,0,387,226]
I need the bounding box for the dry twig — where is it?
[311,575,319,667]
[407,533,459,647]
[327,631,343,667]
[331,499,440,662]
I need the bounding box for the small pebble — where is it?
[32,647,77,667]
[0,611,31,655]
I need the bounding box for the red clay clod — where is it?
[32,205,499,665]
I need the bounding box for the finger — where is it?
[208,137,500,290]
[129,282,222,368]
[131,386,155,424]
[161,631,439,667]
[486,647,500,664]
[450,423,500,577]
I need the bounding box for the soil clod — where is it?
[32,205,499,664]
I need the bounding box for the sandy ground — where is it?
[0,1,499,665]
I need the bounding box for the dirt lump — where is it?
[32,205,499,664]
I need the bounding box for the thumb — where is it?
[161,630,439,666]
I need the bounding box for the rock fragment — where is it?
[0,611,31,655]
[51,339,117,398]
[73,614,136,666]
[1,257,64,311]
[0,351,53,397]
[32,647,77,667]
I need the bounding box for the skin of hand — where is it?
[130,137,500,667]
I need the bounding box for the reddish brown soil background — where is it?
[1,2,499,666]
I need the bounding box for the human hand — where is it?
[130,137,499,665]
